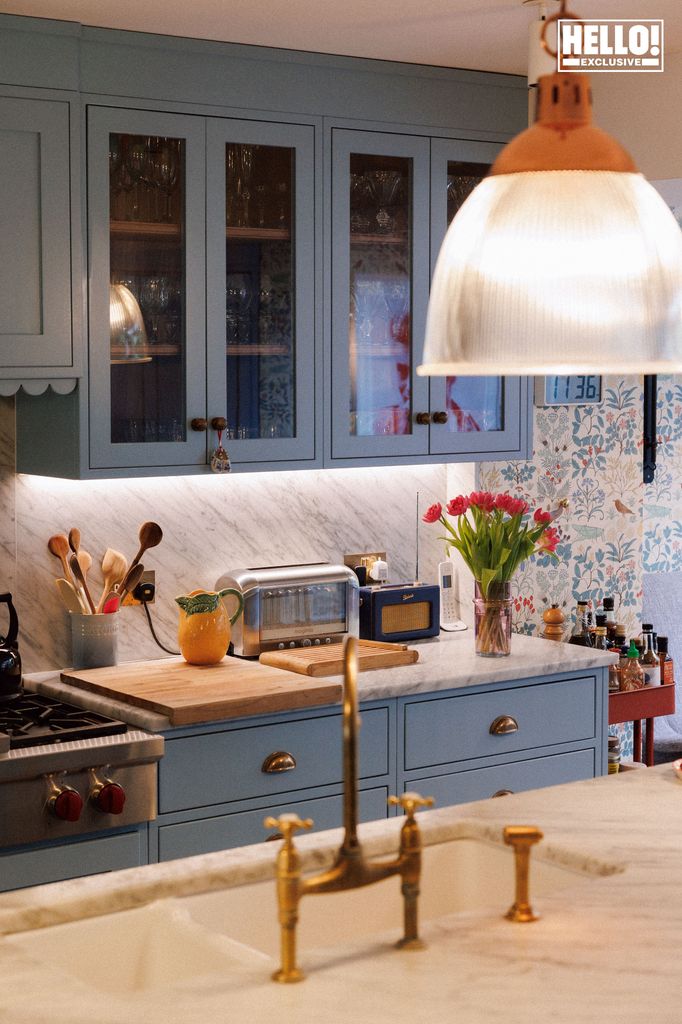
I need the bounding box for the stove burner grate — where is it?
[0,693,128,749]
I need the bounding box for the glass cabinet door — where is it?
[88,107,207,469]
[330,130,430,460]
[206,120,316,464]
[428,138,527,459]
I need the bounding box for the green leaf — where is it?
[174,591,221,616]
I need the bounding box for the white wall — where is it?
[591,52,682,179]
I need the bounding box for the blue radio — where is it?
[358,584,440,643]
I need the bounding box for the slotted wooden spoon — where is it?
[96,549,128,613]
[47,534,73,582]
[70,554,96,614]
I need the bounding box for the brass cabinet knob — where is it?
[190,418,207,432]
[490,715,519,735]
[503,825,544,923]
[262,751,297,774]
[414,412,431,425]
[492,789,514,798]
[432,411,448,424]
[210,416,228,431]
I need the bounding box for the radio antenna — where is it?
[415,491,421,585]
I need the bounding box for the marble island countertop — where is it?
[28,631,616,731]
[0,764,679,1023]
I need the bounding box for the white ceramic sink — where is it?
[4,837,615,993]
[5,899,269,994]
[180,836,607,957]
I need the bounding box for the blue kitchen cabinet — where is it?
[398,669,608,804]
[0,826,147,893]
[149,701,396,862]
[0,90,81,388]
[9,14,530,477]
[325,126,532,468]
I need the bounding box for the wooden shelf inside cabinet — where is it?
[227,226,290,241]
[350,232,406,245]
[110,343,181,362]
[110,220,181,239]
[226,344,290,356]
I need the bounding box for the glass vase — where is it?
[473,581,513,657]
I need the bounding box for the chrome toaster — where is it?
[214,563,359,657]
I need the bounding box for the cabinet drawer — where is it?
[160,707,389,813]
[157,786,389,860]
[0,829,145,893]
[411,748,595,808]
[403,677,597,771]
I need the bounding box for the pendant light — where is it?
[418,1,682,376]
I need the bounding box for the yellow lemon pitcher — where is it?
[175,588,244,666]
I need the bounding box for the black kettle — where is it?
[0,593,22,700]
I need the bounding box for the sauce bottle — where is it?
[621,640,645,691]
[639,624,660,686]
[657,636,674,685]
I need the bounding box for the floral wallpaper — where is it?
[643,376,682,573]
[479,376,644,639]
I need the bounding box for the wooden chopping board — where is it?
[60,656,341,726]
[259,639,419,677]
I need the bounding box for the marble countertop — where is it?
[0,764,679,1023]
[28,632,616,731]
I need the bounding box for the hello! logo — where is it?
[558,19,664,72]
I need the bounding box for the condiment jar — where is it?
[620,640,645,691]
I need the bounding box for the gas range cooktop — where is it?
[0,692,128,750]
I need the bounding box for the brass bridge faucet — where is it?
[264,635,434,983]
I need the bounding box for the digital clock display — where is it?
[535,375,603,406]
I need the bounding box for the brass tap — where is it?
[265,635,434,983]
[503,825,544,923]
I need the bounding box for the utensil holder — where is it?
[70,613,119,670]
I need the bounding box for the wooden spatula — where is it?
[96,548,128,613]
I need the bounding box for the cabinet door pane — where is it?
[331,131,430,460]
[206,121,316,464]
[88,108,207,469]
[109,133,187,445]
[429,140,526,459]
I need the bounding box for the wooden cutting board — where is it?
[259,639,419,677]
[60,656,342,726]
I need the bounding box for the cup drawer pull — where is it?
[490,715,519,735]
[492,789,514,798]
[261,751,297,774]
[265,832,284,842]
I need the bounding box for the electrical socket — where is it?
[122,569,156,606]
[343,552,386,575]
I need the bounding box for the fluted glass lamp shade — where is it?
[418,74,682,376]
[109,283,150,364]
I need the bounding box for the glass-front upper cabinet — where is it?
[428,138,527,459]
[330,130,431,460]
[88,107,207,469]
[206,120,316,464]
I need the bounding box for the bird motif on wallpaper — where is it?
[614,499,635,515]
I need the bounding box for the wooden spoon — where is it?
[69,554,96,614]
[117,562,145,603]
[55,578,83,614]
[96,548,128,613]
[68,528,81,556]
[48,534,73,582]
[130,521,163,570]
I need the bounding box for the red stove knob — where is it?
[50,787,83,822]
[92,781,126,815]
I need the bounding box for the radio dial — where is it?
[301,638,311,647]
[278,643,285,650]
[314,639,321,646]
[289,642,296,648]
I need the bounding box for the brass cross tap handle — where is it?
[263,813,313,843]
[503,825,544,923]
[388,792,435,820]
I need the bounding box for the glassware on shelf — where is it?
[383,280,409,345]
[254,184,269,228]
[125,137,149,221]
[353,279,387,346]
[140,276,171,343]
[350,173,372,234]
[150,140,179,222]
[367,170,403,234]
[446,173,481,214]
[226,273,254,346]
[274,182,289,228]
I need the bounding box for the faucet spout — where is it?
[265,635,434,982]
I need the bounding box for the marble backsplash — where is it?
[0,397,473,672]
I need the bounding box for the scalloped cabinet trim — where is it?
[0,379,77,397]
